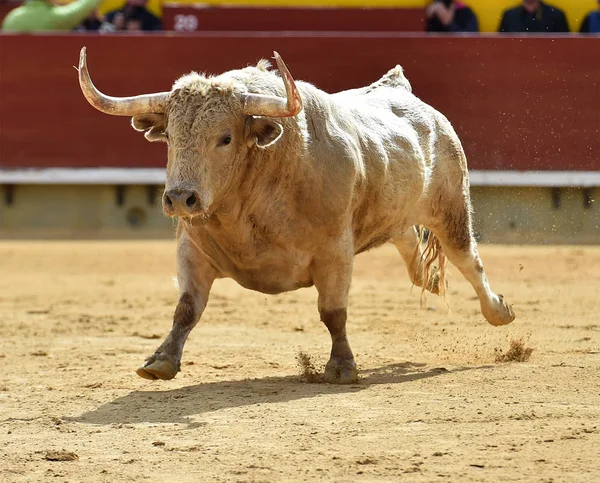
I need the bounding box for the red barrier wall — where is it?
[162,6,425,32]
[0,33,598,171]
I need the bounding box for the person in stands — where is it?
[426,0,479,32]
[579,0,600,33]
[74,11,117,32]
[498,0,570,33]
[104,0,161,31]
[1,0,101,31]
[125,15,142,31]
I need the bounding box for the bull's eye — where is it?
[219,134,232,147]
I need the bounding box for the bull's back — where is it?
[331,86,441,252]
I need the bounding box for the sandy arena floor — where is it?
[1,240,599,482]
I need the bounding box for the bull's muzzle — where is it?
[162,189,203,217]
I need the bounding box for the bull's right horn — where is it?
[77,46,170,116]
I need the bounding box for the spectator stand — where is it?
[161,1,425,32]
[467,0,593,33]
[2,1,595,33]
[159,0,595,33]
[97,0,161,18]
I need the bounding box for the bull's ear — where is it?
[131,113,167,143]
[245,117,283,148]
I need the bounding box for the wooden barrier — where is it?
[0,33,598,172]
[162,5,425,32]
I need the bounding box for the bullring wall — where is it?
[0,33,598,243]
[1,34,598,171]
[0,184,596,244]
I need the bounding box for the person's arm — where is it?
[139,11,162,31]
[434,3,456,30]
[579,14,590,33]
[464,11,478,32]
[149,16,162,31]
[554,10,570,33]
[445,20,464,32]
[147,18,162,31]
[425,2,442,31]
[449,8,478,32]
[50,0,102,31]
[498,12,508,32]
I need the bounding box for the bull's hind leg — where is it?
[137,227,217,380]
[427,191,515,326]
[392,226,443,294]
[311,237,358,384]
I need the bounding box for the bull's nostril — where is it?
[186,194,197,208]
[164,195,173,208]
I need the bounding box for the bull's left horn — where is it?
[77,46,170,116]
[241,51,303,118]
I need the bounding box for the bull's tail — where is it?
[417,227,448,308]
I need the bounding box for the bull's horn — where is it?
[241,51,302,118]
[77,46,169,116]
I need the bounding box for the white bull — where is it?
[78,47,515,383]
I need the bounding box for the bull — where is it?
[77,47,515,384]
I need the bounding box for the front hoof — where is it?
[136,355,179,381]
[324,358,359,384]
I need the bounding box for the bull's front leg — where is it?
[137,229,216,381]
[311,242,358,384]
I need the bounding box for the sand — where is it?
[1,241,599,482]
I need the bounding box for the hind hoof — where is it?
[427,267,448,295]
[484,295,516,326]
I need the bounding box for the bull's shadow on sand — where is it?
[70,362,491,426]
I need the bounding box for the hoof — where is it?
[136,356,178,381]
[416,267,447,295]
[427,268,446,295]
[484,295,516,327]
[324,358,359,384]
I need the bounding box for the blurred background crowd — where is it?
[1,0,161,31]
[0,0,599,34]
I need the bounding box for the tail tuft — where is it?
[417,227,448,307]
